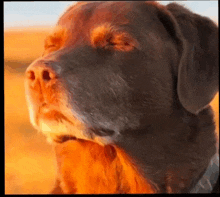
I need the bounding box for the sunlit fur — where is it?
[55,140,156,194]
[43,26,67,56]
[90,23,139,51]
[25,79,113,145]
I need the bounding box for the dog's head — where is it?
[25,1,218,146]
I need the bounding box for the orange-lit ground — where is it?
[4,27,219,194]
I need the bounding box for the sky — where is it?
[4,1,218,29]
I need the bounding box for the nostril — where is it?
[26,70,35,80]
[42,70,52,81]
[26,61,57,82]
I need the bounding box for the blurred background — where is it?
[4,1,219,194]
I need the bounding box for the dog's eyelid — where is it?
[44,26,68,52]
[90,24,139,52]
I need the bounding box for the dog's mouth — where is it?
[53,135,77,143]
[32,103,88,142]
[32,103,115,145]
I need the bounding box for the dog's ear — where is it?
[158,3,219,114]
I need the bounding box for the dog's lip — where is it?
[36,104,114,145]
[53,135,78,143]
[37,103,74,125]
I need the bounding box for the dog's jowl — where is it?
[25,1,219,194]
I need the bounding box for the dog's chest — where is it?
[54,140,155,194]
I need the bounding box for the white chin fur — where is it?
[38,119,114,146]
[38,118,88,143]
[27,104,114,145]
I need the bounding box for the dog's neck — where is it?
[52,108,218,193]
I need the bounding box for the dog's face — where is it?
[25,1,218,193]
[25,2,179,144]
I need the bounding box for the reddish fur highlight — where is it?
[55,140,155,194]
[43,26,67,56]
[91,23,138,51]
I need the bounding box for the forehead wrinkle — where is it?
[55,2,138,49]
[90,2,132,25]
[57,2,104,28]
[56,2,106,48]
[58,1,133,29]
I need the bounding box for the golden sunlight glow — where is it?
[5,26,219,194]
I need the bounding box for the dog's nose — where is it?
[26,60,57,85]
[25,59,61,107]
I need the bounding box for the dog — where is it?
[25,1,219,194]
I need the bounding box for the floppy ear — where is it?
[159,3,219,114]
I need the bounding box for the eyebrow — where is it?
[44,26,67,50]
[90,23,139,51]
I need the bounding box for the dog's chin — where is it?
[38,117,84,143]
[30,109,114,146]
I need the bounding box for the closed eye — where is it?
[43,26,67,52]
[90,24,139,52]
